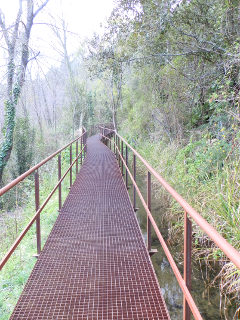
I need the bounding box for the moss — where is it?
[0,83,21,182]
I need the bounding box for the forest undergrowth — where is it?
[120,122,240,316]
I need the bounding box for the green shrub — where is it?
[14,117,35,177]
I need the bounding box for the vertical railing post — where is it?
[118,137,120,167]
[84,131,87,158]
[183,211,192,320]
[147,171,152,252]
[133,154,136,212]
[70,144,72,187]
[76,140,78,175]
[82,130,85,159]
[35,170,41,255]
[58,154,62,210]
[81,136,83,165]
[125,145,128,189]
[83,132,85,158]
[114,132,116,155]
[116,135,119,159]
[121,140,124,175]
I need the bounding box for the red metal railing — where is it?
[0,129,87,271]
[100,126,240,320]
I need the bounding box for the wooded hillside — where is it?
[0,0,240,319]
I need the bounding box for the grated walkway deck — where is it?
[10,135,170,320]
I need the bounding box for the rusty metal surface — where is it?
[10,135,170,320]
[101,131,203,319]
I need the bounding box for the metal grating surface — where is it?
[10,135,170,320]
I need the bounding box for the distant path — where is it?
[10,135,170,319]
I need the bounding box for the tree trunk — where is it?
[0,0,49,184]
[0,96,18,183]
[112,106,117,130]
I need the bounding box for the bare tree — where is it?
[50,16,86,137]
[0,0,50,184]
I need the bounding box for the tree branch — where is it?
[28,50,40,63]
[33,22,80,36]
[0,9,10,48]
[11,0,23,50]
[170,21,230,55]
[33,0,50,18]
[121,49,236,65]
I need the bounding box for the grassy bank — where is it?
[120,127,240,312]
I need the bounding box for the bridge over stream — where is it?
[1,127,240,320]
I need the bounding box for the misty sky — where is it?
[0,0,115,78]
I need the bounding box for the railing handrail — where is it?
[0,131,87,197]
[100,128,240,319]
[101,127,240,271]
[102,132,202,319]
[0,145,85,270]
[0,130,87,270]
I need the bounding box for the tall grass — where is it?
[123,132,240,309]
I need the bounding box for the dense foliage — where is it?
[13,117,35,177]
[86,0,240,314]
[1,0,240,318]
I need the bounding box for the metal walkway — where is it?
[10,135,169,320]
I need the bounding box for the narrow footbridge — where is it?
[1,127,240,320]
